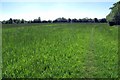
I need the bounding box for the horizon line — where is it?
[1,17,107,21]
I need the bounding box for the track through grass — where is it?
[2,23,118,78]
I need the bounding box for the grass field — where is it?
[2,23,118,78]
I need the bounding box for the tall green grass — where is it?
[2,23,118,78]
[0,23,2,80]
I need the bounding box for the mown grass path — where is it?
[84,26,97,78]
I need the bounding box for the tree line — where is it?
[1,1,120,26]
[1,17,107,24]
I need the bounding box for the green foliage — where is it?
[2,23,118,78]
[106,1,120,23]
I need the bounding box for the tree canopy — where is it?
[106,1,120,25]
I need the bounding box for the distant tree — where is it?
[9,18,13,24]
[56,18,61,22]
[2,20,8,24]
[68,18,72,23]
[88,18,94,23]
[53,19,58,23]
[78,19,82,22]
[94,18,99,23]
[53,17,68,23]
[61,17,67,22]
[42,20,48,23]
[72,18,78,23]
[38,17,41,23]
[13,19,21,24]
[99,18,107,23]
[48,20,52,23]
[82,18,88,23]
[13,19,17,24]
[28,20,32,23]
[21,19,25,23]
[33,19,38,23]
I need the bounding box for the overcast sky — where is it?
[1,1,117,21]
